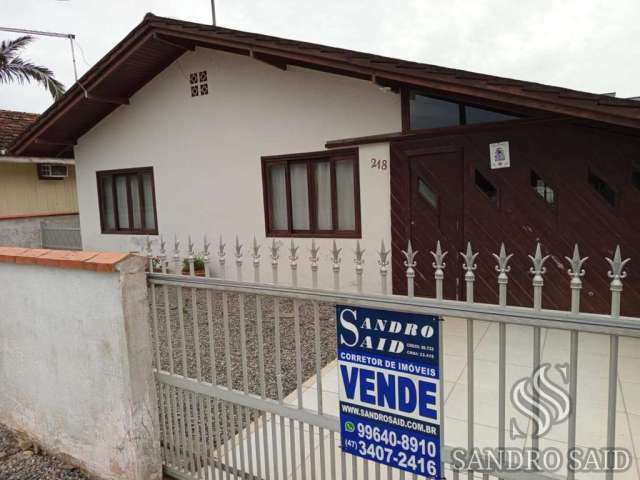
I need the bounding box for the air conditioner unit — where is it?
[38,164,68,179]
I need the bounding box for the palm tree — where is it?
[0,35,65,101]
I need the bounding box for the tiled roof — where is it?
[0,110,38,152]
[10,13,640,158]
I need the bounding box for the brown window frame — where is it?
[261,148,361,238]
[96,167,159,235]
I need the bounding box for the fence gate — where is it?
[146,236,640,480]
[40,219,82,250]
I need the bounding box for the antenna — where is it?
[0,26,78,81]
[211,0,217,25]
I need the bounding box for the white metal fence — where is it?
[145,235,639,480]
[40,219,82,250]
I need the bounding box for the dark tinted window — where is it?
[475,170,497,200]
[465,105,519,124]
[407,90,522,130]
[530,170,555,205]
[588,170,616,207]
[632,161,640,191]
[409,93,460,129]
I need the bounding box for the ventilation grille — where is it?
[189,70,208,97]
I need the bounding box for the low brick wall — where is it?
[0,247,161,480]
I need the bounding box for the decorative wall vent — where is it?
[189,70,208,97]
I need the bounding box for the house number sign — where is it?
[371,158,388,170]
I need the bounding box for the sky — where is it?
[1,0,640,114]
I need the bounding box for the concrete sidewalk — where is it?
[216,316,640,479]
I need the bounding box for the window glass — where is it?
[530,170,555,205]
[336,159,356,230]
[409,93,460,129]
[262,150,359,237]
[101,176,116,229]
[269,165,288,230]
[97,168,157,234]
[632,161,640,191]
[130,176,142,229]
[475,170,497,200]
[314,161,333,230]
[418,178,438,209]
[115,175,129,229]
[142,174,156,230]
[465,106,518,124]
[290,163,310,230]
[407,90,522,130]
[588,170,616,207]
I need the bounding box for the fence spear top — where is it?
[565,244,587,277]
[270,239,280,261]
[234,235,243,258]
[606,245,630,280]
[251,236,260,259]
[493,242,513,273]
[460,241,478,271]
[289,239,299,262]
[430,240,447,269]
[402,240,418,268]
[309,239,320,262]
[378,239,390,267]
[188,236,195,257]
[354,241,365,264]
[218,235,226,258]
[331,240,342,264]
[529,242,549,275]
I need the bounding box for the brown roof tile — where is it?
[0,110,39,152]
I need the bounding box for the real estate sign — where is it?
[337,305,441,478]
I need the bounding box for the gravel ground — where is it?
[0,424,90,480]
[150,285,338,459]
[151,287,337,399]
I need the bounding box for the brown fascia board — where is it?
[11,14,640,155]
[10,16,157,155]
[115,21,640,129]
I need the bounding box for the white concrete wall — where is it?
[74,48,399,292]
[0,256,161,480]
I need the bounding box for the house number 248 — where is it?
[371,158,388,170]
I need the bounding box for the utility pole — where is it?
[0,26,78,81]
[211,0,217,25]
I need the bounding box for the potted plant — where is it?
[182,254,207,276]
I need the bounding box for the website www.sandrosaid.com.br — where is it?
[340,402,438,435]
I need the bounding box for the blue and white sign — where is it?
[337,305,441,478]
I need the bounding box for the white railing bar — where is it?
[147,273,640,336]
[155,371,339,431]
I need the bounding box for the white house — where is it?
[10,14,640,309]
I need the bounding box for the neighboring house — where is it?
[0,110,79,248]
[8,14,640,313]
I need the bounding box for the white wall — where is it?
[75,48,400,291]
[0,256,160,480]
